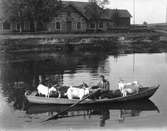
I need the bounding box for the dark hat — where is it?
[100,75,105,79]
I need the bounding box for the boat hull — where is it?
[26,99,159,115]
[25,86,159,105]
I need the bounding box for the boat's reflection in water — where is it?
[26,100,159,127]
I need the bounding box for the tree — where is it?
[96,0,109,9]
[143,21,148,26]
[85,0,109,32]
[2,0,27,32]
[2,0,62,32]
[24,0,62,32]
[88,0,109,9]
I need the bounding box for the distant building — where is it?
[47,1,132,33]
[0,1,131,33]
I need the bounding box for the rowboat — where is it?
[25,85,159,105]
[26,99,159,115]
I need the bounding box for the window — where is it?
[16,23,20,30]
[67,11,71,16]
[56,22,60,29]
[99,22,103,28]
[90,23,95,28]
[3,21,10,30]
[77,22,81,29]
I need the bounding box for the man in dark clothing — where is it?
[97,75,110,92]
[91,75,110,99]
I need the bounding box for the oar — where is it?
[43,89,99,122]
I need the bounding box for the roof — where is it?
[0,1,131,22]
[62,1,89,19]
[62,1,88,15]
[62,1,131,20]
[103,9,132,19]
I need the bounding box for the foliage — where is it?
[88,0,109,8]
[1,0,62,32]
[96,0,109,9]
[143,21,148,26]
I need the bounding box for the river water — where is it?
[0,51,167,130]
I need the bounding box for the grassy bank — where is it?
[0,31,165,54]
[0,32,159,40]
[0,38,166,54]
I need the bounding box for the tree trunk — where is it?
[2,23,4,32]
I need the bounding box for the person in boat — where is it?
[97,75,110,92]
[91,75,110,99]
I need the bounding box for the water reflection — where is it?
[118,110,140,123]
[0,52,163,111]
[26,100,159,127]
[0,52,110,86]
[165,53,167,64]
[99,107,110,127]
[1,83,27,110]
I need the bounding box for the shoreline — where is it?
[1,31,166,54]
[0,32,159,40]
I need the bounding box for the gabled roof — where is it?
[62,1,131,20]
[104,9,132,19]
[62,1,88,14]
[62,1,89,19]
[62,1,104,20]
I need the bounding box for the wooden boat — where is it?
[25,85,159,105]
[26,99,159,115]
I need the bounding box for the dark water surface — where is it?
[0,51,167,130]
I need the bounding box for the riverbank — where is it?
[0,32,159,40]
[0,31,166,54]
[1,37,166,54]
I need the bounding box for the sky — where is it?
[68,0,167,24]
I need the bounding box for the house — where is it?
[47,1,132,33]
[47,1,88,33]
